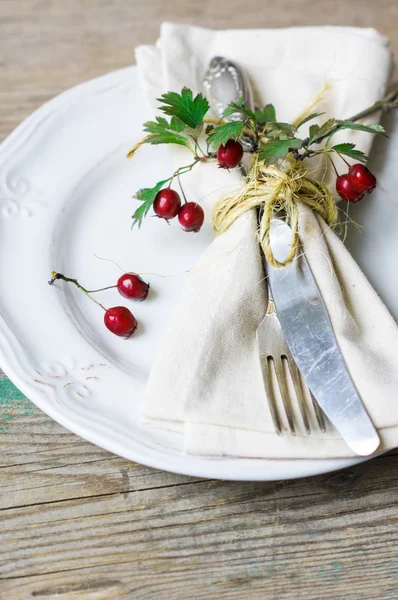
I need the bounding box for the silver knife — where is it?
[266,218,380,456]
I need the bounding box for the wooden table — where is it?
[1,2,398,598]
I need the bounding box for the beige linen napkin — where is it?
[136,23,398,458]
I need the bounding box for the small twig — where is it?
[203,117,225,126]
[168,159,200,187]
[291,147,314,161]
[49,272,107,311]
[302,87,398,147]
[246,116,259,144]
[346,87,398,122]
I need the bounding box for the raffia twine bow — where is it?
[212,154,338,268]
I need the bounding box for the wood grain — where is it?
[1,1,398,598]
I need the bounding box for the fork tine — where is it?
[263,357,283,435]
[311,392,327,433]
[286,355,311,434]
[274,357,295,435]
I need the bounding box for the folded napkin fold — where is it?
[136,23,398,458]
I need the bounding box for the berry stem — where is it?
[194,138,207,158]
[333,150,351,167]
[326,154,340,177]
[87,285,117,293]
[168,158,201,187]
[49,272,107,311]
[177,172,188,204]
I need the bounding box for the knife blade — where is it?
[266,219,380,456]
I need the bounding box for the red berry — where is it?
[336,174,363,203]
[178,202,205,232]
[104,306,137,338]
[217,139,244,169]
[153,188,181,220]
[117,273,149,300]
[348,164,377,194]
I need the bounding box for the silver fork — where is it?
[256,287,327,436]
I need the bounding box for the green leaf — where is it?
[223,96,243,118]
[308,118,337,144]
[142,116,190,148]
[205,124,215,135]
[335,120,387,136]
[223,97,256,121]
[132,179,169,228]
[157,87,209,129]
[184,123,204,143]
[309,124,320,141]
[331,143,367,163]
[255,104,276,123]
[207,121,244,150]
[170,116,186,132]
[146,132,191,147]
[265,121,297,140]
[324,121,387,146]
[143,117,170,133]
[258,138,303,165]
[296,112,325,129]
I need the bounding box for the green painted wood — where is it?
[0,371,45,432]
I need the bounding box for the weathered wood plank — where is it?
[1,0,398,144]
[1,379,397,599]
[0,453,398,598]
[0,375,201,508]
[1,376,398,598]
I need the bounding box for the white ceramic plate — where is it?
[1,66,397,481]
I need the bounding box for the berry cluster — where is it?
[153,189,205,232]
[131,86,392,231]
[335,163,377,203]
[49,271,150,339]
[152,140,244,232]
